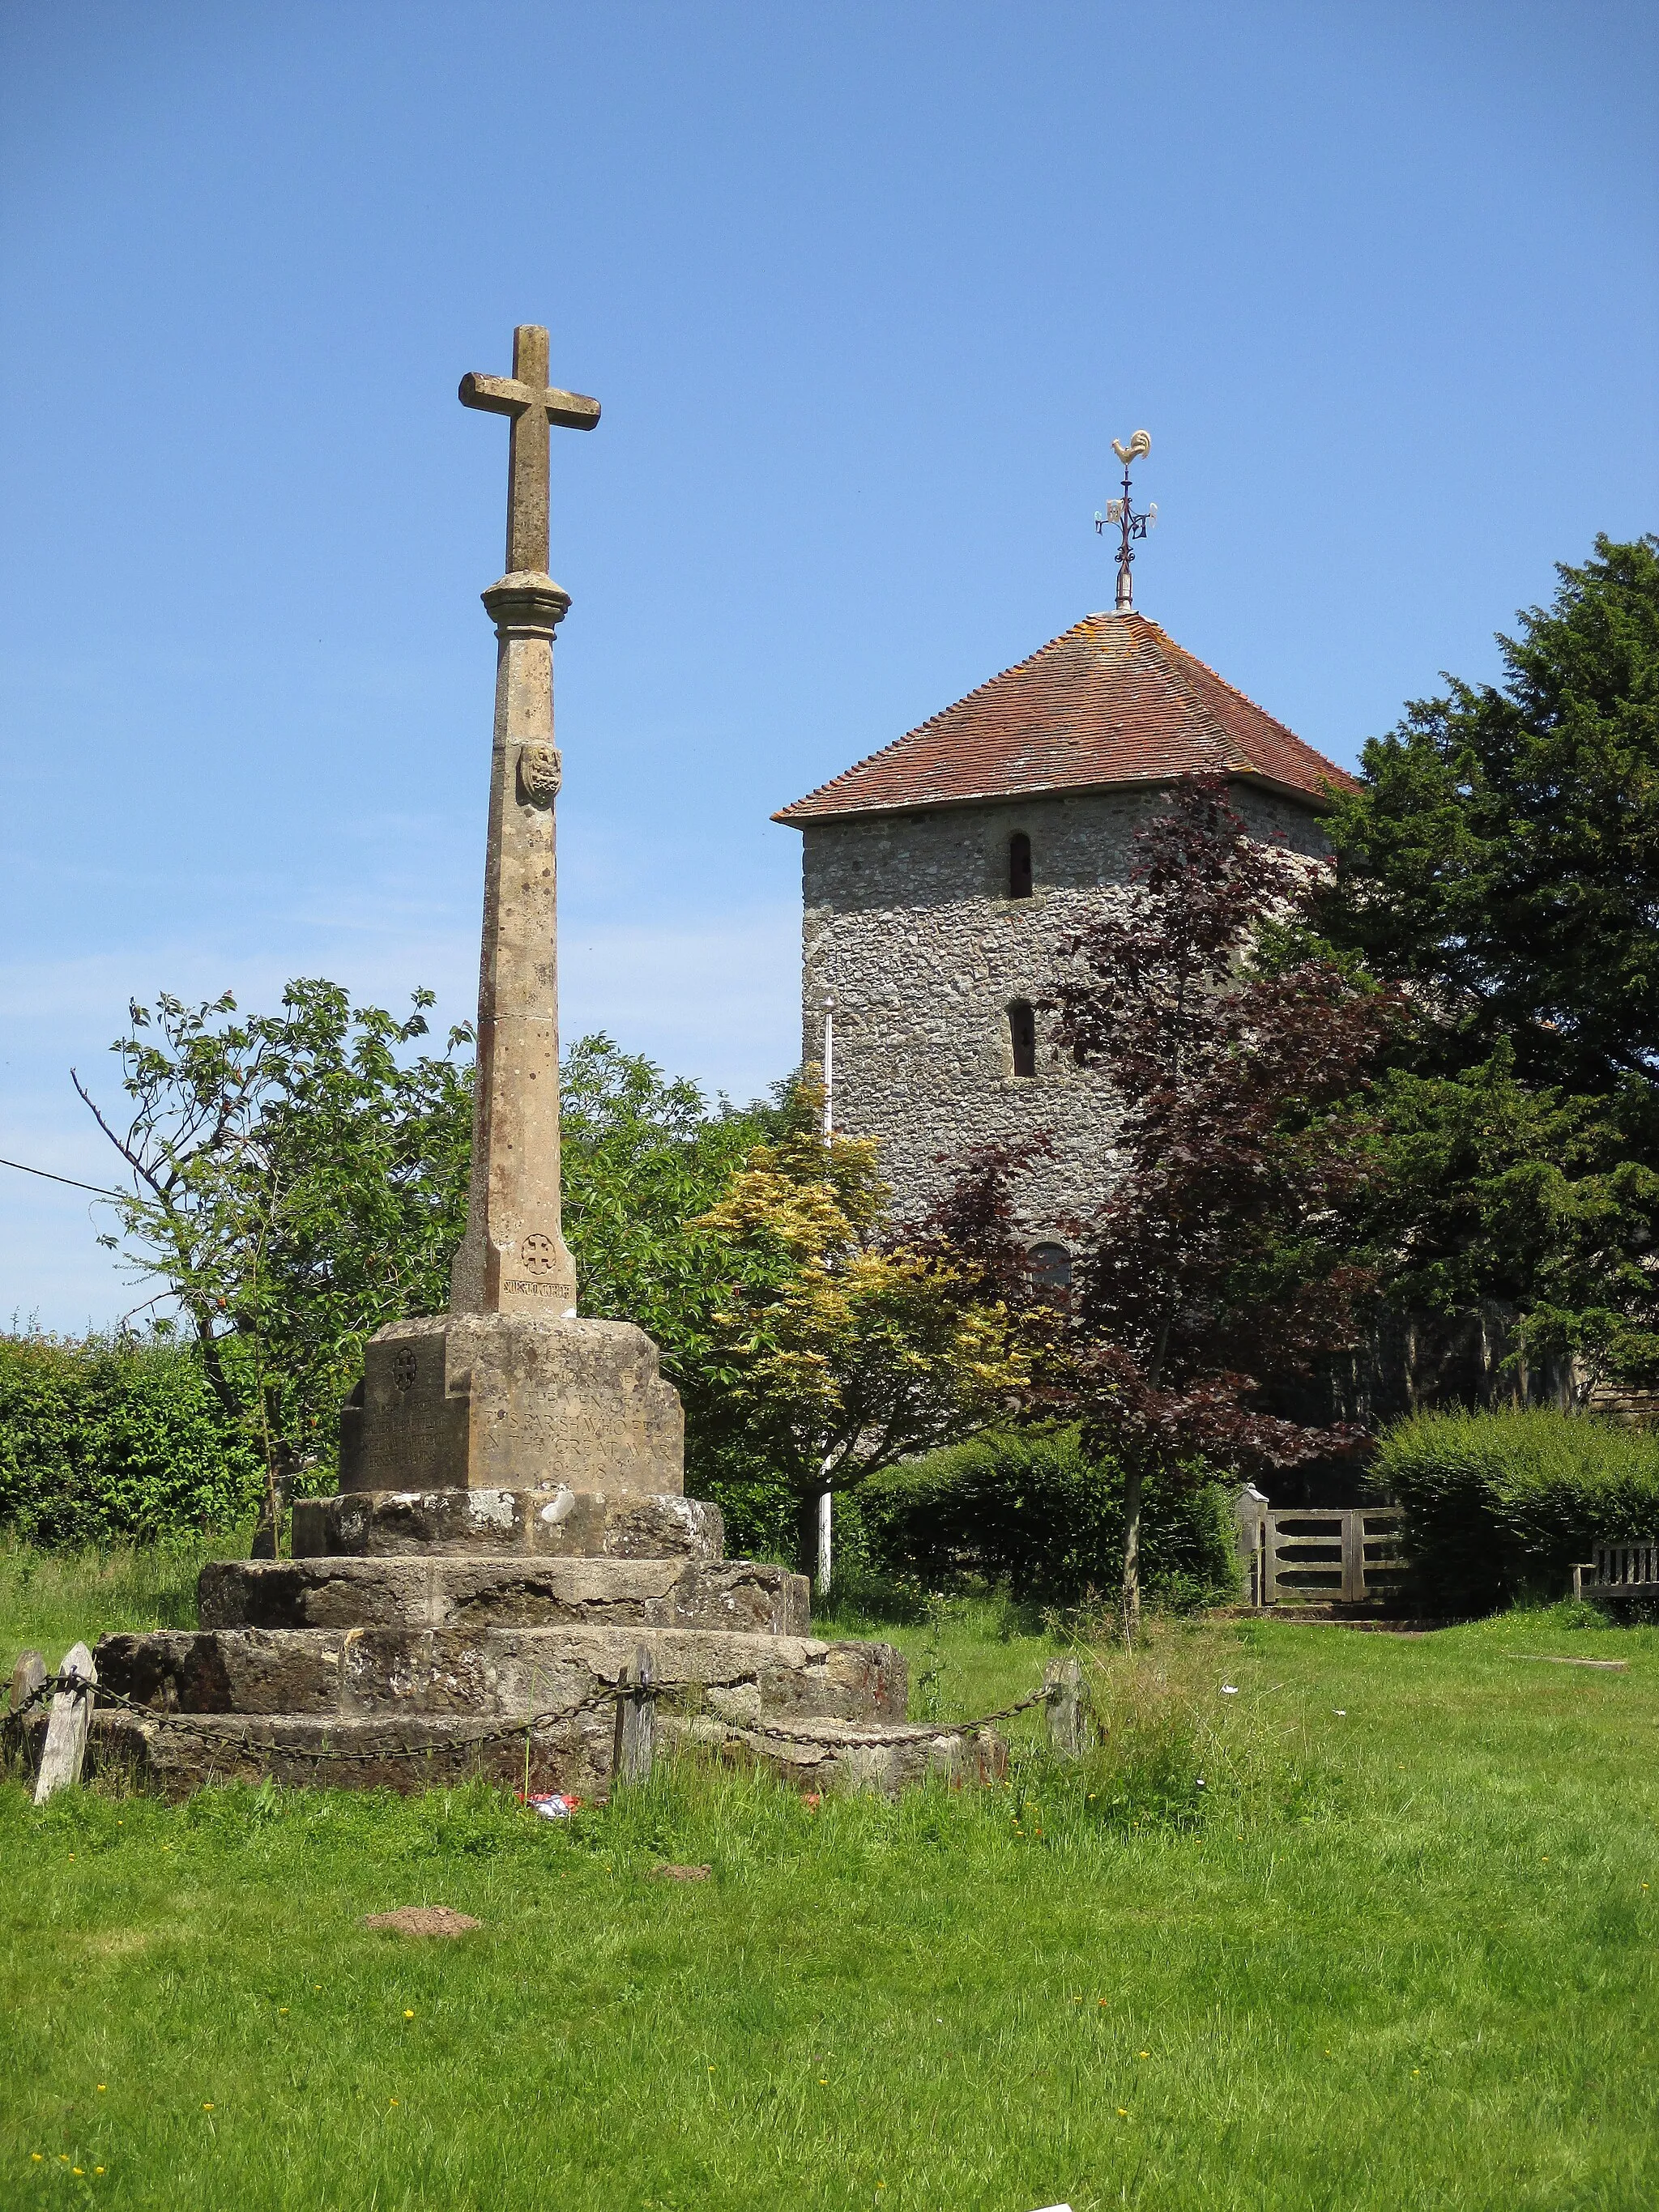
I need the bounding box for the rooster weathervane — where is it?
[1094,429,1156,612]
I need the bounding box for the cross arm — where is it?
[458,372,601,429]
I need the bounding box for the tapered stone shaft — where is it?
[449,325,599,1317]
[448,569,577,1315]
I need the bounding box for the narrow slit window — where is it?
[1027,1242,1073,1298]
[1009,999,1037,1078]
[1009,831,1033,899]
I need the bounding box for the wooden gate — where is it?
[1245,1507,1405,1606]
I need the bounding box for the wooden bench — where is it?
[1572,1541,1659,1605]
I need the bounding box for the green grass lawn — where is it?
[2,1544,1657,2210]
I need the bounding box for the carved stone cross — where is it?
[448,324,601,1321]
[458,325,600,576]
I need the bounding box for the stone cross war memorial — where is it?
[55,326,1003,1803]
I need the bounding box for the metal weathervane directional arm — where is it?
[1094,428,1156,612]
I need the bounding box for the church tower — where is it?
[774,607,1356,1281]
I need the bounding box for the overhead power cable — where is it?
[0,1154,129,1201]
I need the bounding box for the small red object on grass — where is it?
[521,1792,582,1822]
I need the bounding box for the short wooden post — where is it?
[1043,1656,1089,1758]
[612,1643,656,1788]
[34,1643,96,1805]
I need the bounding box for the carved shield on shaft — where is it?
[518,743,562,808]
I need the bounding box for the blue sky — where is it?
[2,1,1654,1329]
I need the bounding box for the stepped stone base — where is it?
[291,1486,719,1561]
[60,1472,982,1800]
[201,1554,808,1635]
[95,1624,901,1727]
[36,1705,1004,1801]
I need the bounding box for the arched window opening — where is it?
[1009,999,1037,1078]
[1027,1242,1073,1298]
[1009,831,1033,899]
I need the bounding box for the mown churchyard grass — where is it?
[2,1546,1657,2210]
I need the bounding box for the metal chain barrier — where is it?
[9,1668,1060,1770]
[744,1685,1053,1748]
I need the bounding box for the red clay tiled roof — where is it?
[774,610,1357,824]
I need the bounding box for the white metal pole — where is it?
[817,999,835,1596]
[816,1486,833,1596]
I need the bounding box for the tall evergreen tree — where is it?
[1318,535,1659,1102]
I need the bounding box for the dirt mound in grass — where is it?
[363,1906,483,1936]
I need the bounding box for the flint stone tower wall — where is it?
[800,782,1333,1248]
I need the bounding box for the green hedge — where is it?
[0,1333,262,1549]
[1371,1407,1659,1613]
[855,1428,1239,1609]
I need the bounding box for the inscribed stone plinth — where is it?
[339,1312,684,1496]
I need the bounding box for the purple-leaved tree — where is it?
[1049,778,1401,1633]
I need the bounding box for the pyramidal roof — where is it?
[774,609,1356,825]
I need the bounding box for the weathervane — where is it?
[1094,428,1156,612]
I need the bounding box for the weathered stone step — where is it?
[291,1485,723,1562]
[95,1625,905,1729]
[49,1703,1002,1802]
[200,1555,808,1637]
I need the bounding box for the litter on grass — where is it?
[526,1792,582,1820]
[1220,1685,1239,1696]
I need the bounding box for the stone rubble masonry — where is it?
[800,780,1332,1244]
[290,1485,721,1562]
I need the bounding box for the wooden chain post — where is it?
[34,1643,96,1805]
[1043,1656,1090,1758]
[612,1643,657,1788]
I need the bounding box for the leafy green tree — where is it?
[1318,535,1659,1100]
[77,982,471,1537]
[555,1034,792,1539]
[693,1094,1034,1575]
[0,1328,264,1549]
[79,1007,789,1545]
[1303,536,1659,1402]
[1361,1049,1659,1400]
[77,995,1030,1571]
[559,1034,776,1353]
